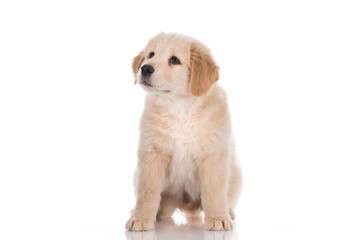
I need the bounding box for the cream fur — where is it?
[126,33,242,231]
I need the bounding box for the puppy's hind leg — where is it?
[156,194,177,220]
[184,209,202,223]
[227,160,242,220]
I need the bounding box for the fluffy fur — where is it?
[126,33,242,231]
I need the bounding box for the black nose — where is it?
[141,64,154,77]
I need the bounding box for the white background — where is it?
[1,1,359,240]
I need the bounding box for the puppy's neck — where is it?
[148,93,203,117]
[145,84,220,118]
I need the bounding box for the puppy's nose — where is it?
[141,64,154,77]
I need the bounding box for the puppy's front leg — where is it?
[126,149,168,231]
[200,154,233,231]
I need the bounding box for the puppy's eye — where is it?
[169,56,180,65]
[149,52,155,58]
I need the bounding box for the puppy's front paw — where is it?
[125,218,155,231]
[205,217,234,231]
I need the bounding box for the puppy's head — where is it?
[132,33,219,96]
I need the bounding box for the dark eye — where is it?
[170,56,180,65]
[149,52,154,58]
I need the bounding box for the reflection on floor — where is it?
[125,218,238,240]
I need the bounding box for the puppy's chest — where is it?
[156,111,203,193]
[160,114,204,142]
[167,141,198,189]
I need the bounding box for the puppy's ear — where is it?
[132,51,144,84]
[189,42,219,96]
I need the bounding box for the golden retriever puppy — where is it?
[126,33,242,231]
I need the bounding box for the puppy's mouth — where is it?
[140,79,171,93]
[141,79,154,88]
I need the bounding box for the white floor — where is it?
[66,205,360,240]
[125,217,238,240]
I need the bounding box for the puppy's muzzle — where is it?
[141,64,154,77]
